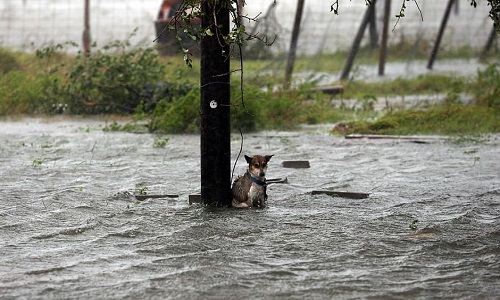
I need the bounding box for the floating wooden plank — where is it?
[134,194,179,201]
[267,177,288,184]
[310,85,344,95]
[251,134,300,138]
[189,194,202,205]
[311,190,369,199]
[282,161,310,168]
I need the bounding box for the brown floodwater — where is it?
[1,118,499,299]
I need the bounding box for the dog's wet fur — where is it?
[231,154,273,208]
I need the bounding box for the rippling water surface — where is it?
[1,118,499,299]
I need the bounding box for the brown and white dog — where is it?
[231,154,273,208]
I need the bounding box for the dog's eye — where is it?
[254,163,260,168]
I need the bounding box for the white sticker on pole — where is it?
[210,100,217,109]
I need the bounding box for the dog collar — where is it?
[247,172,266,186]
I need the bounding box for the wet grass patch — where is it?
[332,63,500,136]
[341,74,468,99]
[333,104,500,135]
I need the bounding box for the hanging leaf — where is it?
[205,28,214,36]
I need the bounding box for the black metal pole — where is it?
[378,0,391,76]
[340,0,377,81]
[200,0,231,207]
[427,0,456,70]
[284,0,305,90]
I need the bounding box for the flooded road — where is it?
[0,118,499,299]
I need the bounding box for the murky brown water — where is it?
[1,118,499,299]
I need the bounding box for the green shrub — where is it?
[0,48,21,73]
[149,86,201,133]
[230,83,263,132]
[232,85,311,130]
[36,37,166,114]
[0,71,47,114]
[149,83,264,133]
[473,63,500,108]
[147,81,340,133]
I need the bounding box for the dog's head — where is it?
[245,154,273,179]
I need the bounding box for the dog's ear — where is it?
[265,155,273,162]
[244,155,253,164]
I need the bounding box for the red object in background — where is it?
[155,0,200,55]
